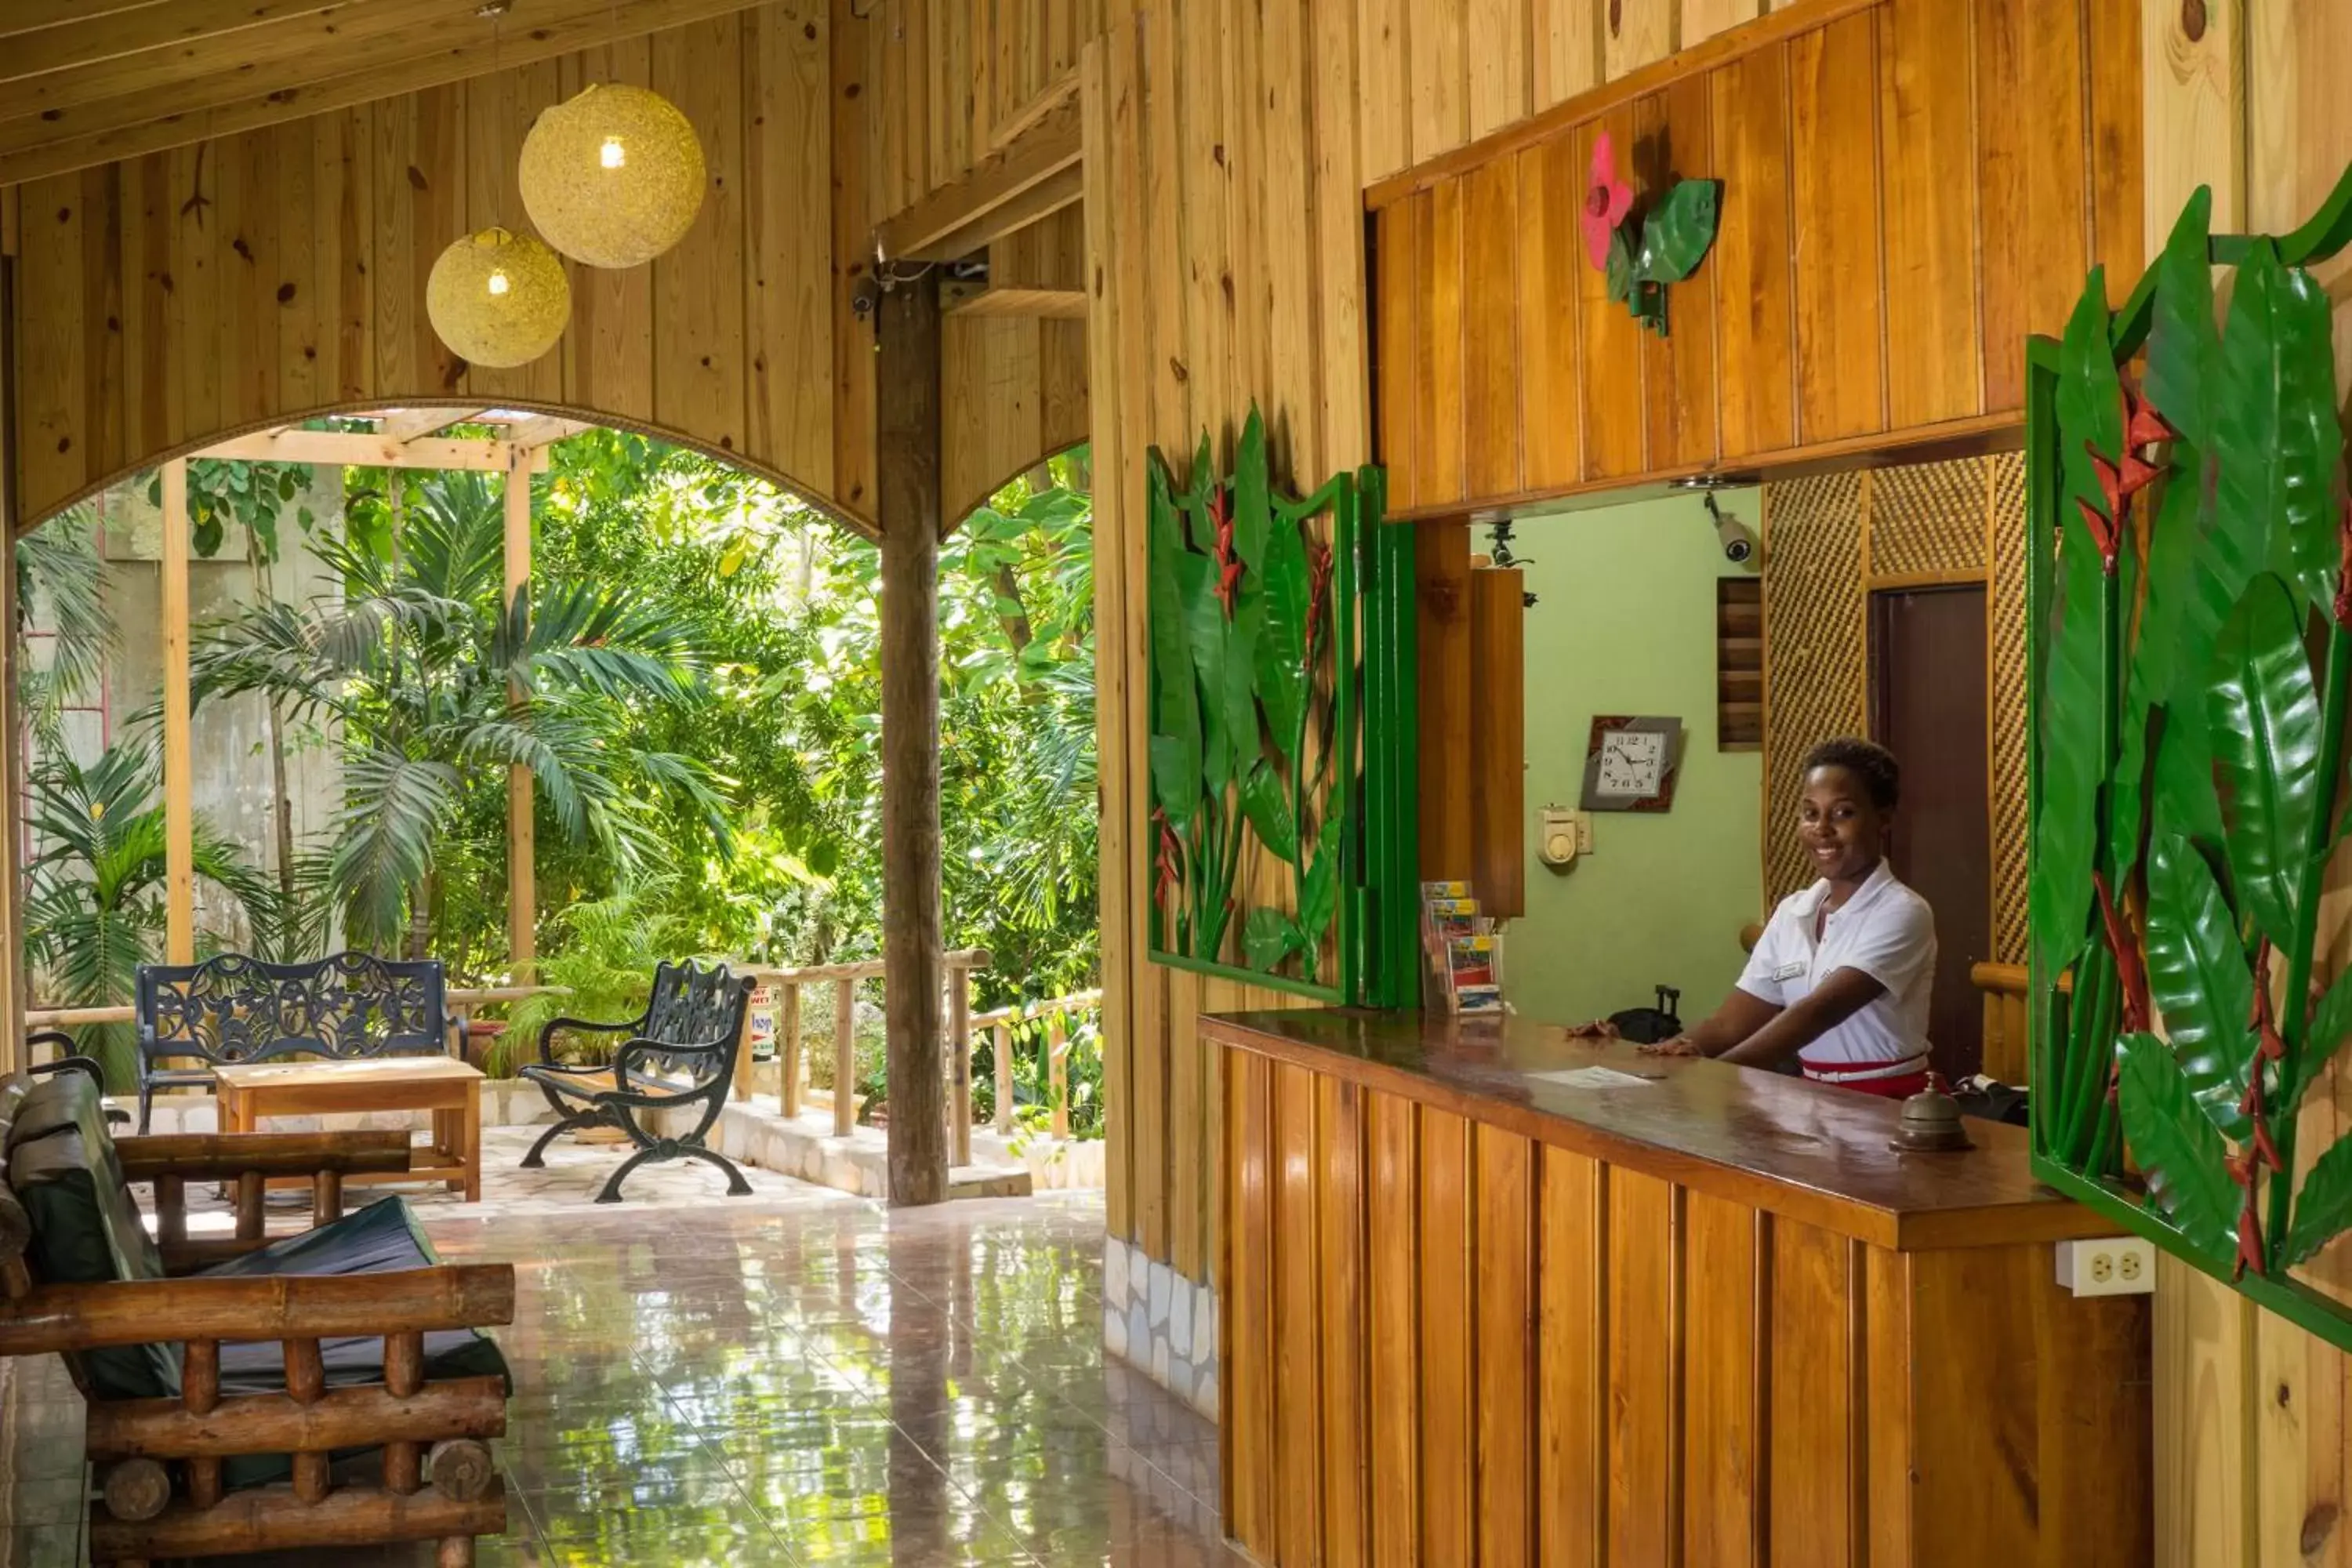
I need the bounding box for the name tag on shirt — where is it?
[1772,960,1806,982]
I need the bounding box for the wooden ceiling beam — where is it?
[875,93,1082,262]
[0,0,762,187]
[0,0,358,85]
[376,408,488,443]
[0,2,172,38]
[504,416,594,449]
[193,429,551,473]
[941,281,1088,321]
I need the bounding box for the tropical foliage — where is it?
[1146,407,1370,996]
[2031,165,2352,1325]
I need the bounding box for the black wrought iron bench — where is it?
[518,959,754,1203]
[135,953,455,1134]
[0,1065,514,1563]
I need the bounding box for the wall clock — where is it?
[1580,715,1684,813]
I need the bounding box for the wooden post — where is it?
[877,271,946,1207]
[731,994,757,1105]
[161,459,194,963]
[503,449,535,978]
[1048,1010,1069,1139]
[993,1021,1014,1134]
[779,981,803,1118]
[948,965,971,1167]
[833,975,857,1138]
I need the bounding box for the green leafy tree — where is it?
[189,470,725,957]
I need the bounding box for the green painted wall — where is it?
[1506,490,1764,1028]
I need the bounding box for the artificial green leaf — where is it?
[2217,240,2345,611]
[1632,180,1720,285]
[2128,448,2211,717]
[1243,906,1306,973]
[1606,227,1633,305]
[2110,514,2152,884]
[1232,410,1271,575]
[2118,1030,2239,1264]
[1240,760,1297,863]
[1254,515,1312,760]
[2291,965,2352,1117]
[1145,455,1200,819]
[2143,832,2258,1144]
[1301,834,1338,944]
[2151,703,2227,866]
[2285,1131,2352,1268]
[1175,550,1236,793]
[2056,267,2124,538]
[2145,187,2217,450]
[2206,572,2321,950]
[2034,474,2107,975]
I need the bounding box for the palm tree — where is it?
[190,470,725,959]
[21,741,271,1087]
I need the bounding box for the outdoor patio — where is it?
[0,1162,1232,1566]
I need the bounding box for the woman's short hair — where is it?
[1801,737,1900,810]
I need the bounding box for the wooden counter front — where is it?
[1205,1008,2152,1568]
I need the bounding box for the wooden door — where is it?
[1871,585,1991,1082]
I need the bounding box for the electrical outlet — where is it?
[2056,1236,2157,1298]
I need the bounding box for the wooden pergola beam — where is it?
[376,408,487,444]
[502,416,594,451]
[875,94,1082,263]
[940,281,1088,321]
[191,430,550,473]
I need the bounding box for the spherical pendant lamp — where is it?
[516,83,706,269]
[426,227,571,368]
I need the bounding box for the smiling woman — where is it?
[1643,735,1940,1097]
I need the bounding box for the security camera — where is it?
[1705,493,1757,564]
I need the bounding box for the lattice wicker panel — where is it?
[1986,452,2030,964]
[1762,471,1868,902]
[1867,457,1992,579]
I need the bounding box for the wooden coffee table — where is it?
[213,1058,485,1202]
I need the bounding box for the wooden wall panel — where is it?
[1415,521,1474,880]
[1319,1076,1370,1567]
[1769,1220,1856,1566]
[1462,158,1523,499]
[1364,0,2137,519]
[1608,1169,1680,1568]
[1537,1146,1605,1568]
[1682,1192,1761,1568]
[1273,1062,1324,1567]
[1367,1091,1421,1568]
[1474,1125,1537,1568]
[1417,1108,1475,1566]
[9,2,870,534]
[1468,568,1527,918]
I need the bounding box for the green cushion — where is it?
[6,1072,179,1401]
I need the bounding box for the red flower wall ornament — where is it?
[1207,484,1243,618]
[1582,132,1634,270]
[1581,129,1720,336]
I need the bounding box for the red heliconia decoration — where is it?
[1208,484,1243,618]
[2093,873,2151,1034]
[2076,382,2175,574]
[1302,540,1335,677]
[1152,807,1182,907]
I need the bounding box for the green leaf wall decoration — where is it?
[2030,162,2352,1350]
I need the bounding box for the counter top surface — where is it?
[1200,1007,2103,1250]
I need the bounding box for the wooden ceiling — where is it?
[0,0,764,188]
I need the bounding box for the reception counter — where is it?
[1203,1008,2151,1568]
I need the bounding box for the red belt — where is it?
[1799,1054,1932,1100]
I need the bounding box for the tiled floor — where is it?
[0,1138,1240,1566]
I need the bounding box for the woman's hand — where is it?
[1639,1036,1705,1058]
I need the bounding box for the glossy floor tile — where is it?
[0,1180,1243,1566]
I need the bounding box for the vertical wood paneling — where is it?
[464,59,564,409]
[1474,1126,1536,1568]
[2037,1269,2155,1568]
[1467,0,1532,141]
[1374,200,1418,506]
[1638,78,1718,470]
[172,139,223,449]
[1461,158,1522,500]
[1515,136,1583,492]
[1538,1146,1604,1568]
[1905,1247,2045,1563]
[412,84,470,399]
[1975,0,2087,412]
[1142,2,1190,451]
[1259,0,1318,477]
[1682,1194,1760,1568]
[1319,1076,1369,1568]
[1878,0,1980,427]
[1417,1107,1475,1567]
[1229,1051,1276,1556]
[1358,0,1411,182]
[653,20,748,457]
[325,109,376,408]
[1769,1220,1854,1567]
[1367,1091,1421,1568]
[120,152,174,459]
[1406,0,1465,166]
[217,127,281,433]
[1863,1245,1914,1565]
[1310,0,1370,471]
[1468,568,1526,917]
[1682,0,1762,47]
[2082,0,2143,301]
[1412,183,1465,507]
[1273,1062,1323,1568]
[831,1,877,514]
[1414,521,1473,878]
[275,120,323,417]
[1708,43,1795,459]
[2154,1259,2255,1568]
[17,183,82,517]
[1787,11,1884,445]
[78,165,125,485]
[1606,1169,1679,1568]
[1179,0,1233,451]
[746,0,835,491]
[1606,0,1679,79]
[1532,0,1603,112]
[1575,111,1645,480]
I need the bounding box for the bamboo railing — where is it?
[969,990,1102,1141]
